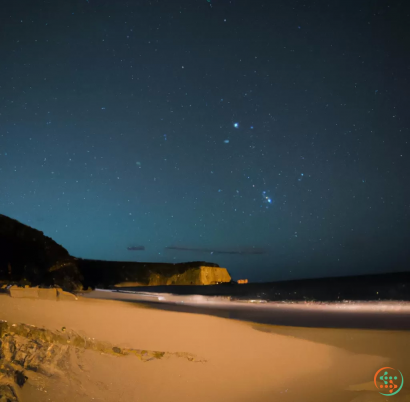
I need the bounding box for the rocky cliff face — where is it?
[0,214,231,291]
[78,259,231,288]
[0,214,83,291]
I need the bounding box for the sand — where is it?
[0,293,409,402]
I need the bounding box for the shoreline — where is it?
[79,289,410,330]
[1,293,410,401]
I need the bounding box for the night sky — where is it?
[1,0,409,282]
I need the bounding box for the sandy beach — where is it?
[1,293,409,402]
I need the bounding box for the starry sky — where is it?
[1,0,409,282]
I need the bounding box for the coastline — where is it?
[1,293,409,401]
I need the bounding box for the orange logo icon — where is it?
[374,367,404,396]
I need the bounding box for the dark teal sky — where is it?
[1,0,409,282]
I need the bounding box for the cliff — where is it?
[77,259,231,288]
[0,214,83,291]
[0,214,231,291]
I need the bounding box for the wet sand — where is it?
[84,289,410,330]
[0,293,409,401]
